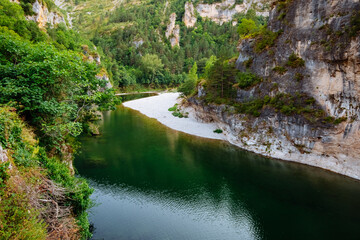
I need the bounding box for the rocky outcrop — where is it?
[0,145,11,170]
[184,2,197,28]
[165,13,180,47]
[26,0,66,28]
[184,0,360,179]
[195,0,270,25]
[184,97,360,180]
[133,38,144,48]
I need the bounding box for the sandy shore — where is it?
[122,93,226,140]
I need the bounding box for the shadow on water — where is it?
[75,105,360,240]
[118,93,158,103]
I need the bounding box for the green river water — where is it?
[75,95,360,240]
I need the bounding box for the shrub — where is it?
[273,66,287,74]
[213,129,223,134]
[295,73,304,81]
[236,71,262,89]
[349,11,360,37]
[168,104,178,112]
[334,117,347,124]
[236,98,264,117]
[243,58,253,68]
[254,28,280,53]
[286,53,305,68]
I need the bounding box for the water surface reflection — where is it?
[75,106,360,240]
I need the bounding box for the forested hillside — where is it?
[67,0,267,88]
[0,0,118,238]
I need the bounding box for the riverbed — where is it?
[75,98,360,240]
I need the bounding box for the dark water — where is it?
[75,104,360,240]
[119,93,158,102]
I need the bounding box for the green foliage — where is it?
[0,33,118,152]
[236,71,262,89]
[0,106,94,238]
[206,58,238,99]
[213,129,223,134]
[237,18,258,37]
[0,0,47,42]
[0,162,9,190]
[88,1,240,88]
[168,104,178,112]
[349,11,360,37]
[254,27,280,53]
[203,55,217,79]
[273,66,288,75]
[295,72,304,81]
[235,98,264,117]
[178,62,198,96]
[334,117,347,125]
[0,189,47,239]
[243,58,253,68]
[277,0,293,12]
[286,53,305,68]
[168,104,187,118]
[140,54,164,82]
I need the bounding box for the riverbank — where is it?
[123,93,360,180]
[123,93,226,140]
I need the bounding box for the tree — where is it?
[0,33,118,152]
[237,18,258,37]
[203,55,217,79]
[178,62,198,96]
[140,54,164,83]
[206,58,237,99]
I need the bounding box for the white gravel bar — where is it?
[122,93,226,140]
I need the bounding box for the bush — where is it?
[349,11,360,37]
[178,77,196,96]
[213,129,223,134]
[286,53,305,68]
[295,73,304,81]
[168,104,178,112]
[236,71,262,89]
[334,117,347,124]
[254,28,280,53]
[273,66,287,74]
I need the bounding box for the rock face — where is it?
[165,13,180,47]
[185,0,360,180]
[195,0,270,25]
[26,0,66,28]
[184,1,197,28]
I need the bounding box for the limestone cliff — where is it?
[184,0,360,179]
[184,1,197,28]
[165,13,180,47]
[184,0,270,27]
[26,0,66,28]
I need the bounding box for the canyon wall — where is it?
[185,0,360,179]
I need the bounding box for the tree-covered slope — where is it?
[66,0,266,89]
[0,0,118,238]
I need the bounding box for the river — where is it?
[75,95,360,240]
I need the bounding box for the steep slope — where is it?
[0,0,118,238]
[184,0,360,179]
